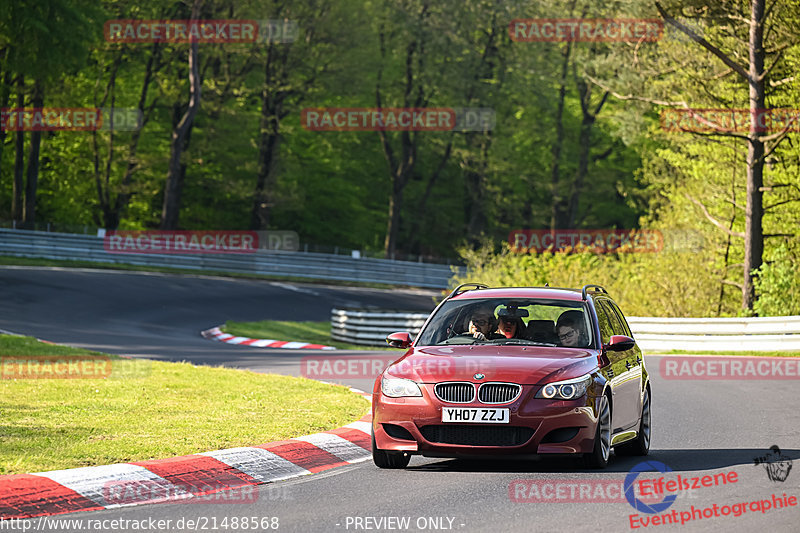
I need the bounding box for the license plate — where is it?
[441,407,509,424]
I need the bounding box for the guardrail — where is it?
[331,308,430,345]
[0,229,461,288]
[626,316,800,352]
[330,308,800,351]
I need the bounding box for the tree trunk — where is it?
[406,139,453,253]
[462,129,494,243]
[655,0,768,312]
[464,150,490,241]
[12,76,24,221]
[376,22,422,258]
[565,81,595,228]
[250,127,280,230]
[92,57,121,229]
[381,134,416,259]
[160,10,201,230]
[566,79,608,228]
[250,55,283,230]
[23,79,43,228]
[743,0,766,311]
[384,177,405,258]
[408,16,502,253]
[718,164,738,316]
[111,44,161,229]
[549,42,571,230]
[0,55,10,188]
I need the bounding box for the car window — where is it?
[598,300,626,336]
[607,300,633,337]
[595,301,615,345]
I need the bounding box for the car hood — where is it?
[384,345,599,385]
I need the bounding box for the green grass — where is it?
[0,334,369,475]
[652,349,800,357]
[223,320,389,351]
[0,255,400,289]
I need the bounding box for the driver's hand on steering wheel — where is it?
[469,317,491,340]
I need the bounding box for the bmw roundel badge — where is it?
[474,373,485,380]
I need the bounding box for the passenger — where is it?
[496,308,525,339]
[556,312,589,347]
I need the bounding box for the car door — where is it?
[607,299,645,419]
[596,299,640,432]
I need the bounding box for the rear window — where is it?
[415,297,593,348]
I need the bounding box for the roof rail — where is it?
[581,284,608,300]
[446,283,489,300]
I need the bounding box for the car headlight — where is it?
[536,374,592,400]
[381,376,423,398]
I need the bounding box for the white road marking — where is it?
[293,433,369,463]
[33,464,191,508]
[202,447,310,482]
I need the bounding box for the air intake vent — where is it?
[478,383,522,404]
[420,425,534,447]
[434,382,475,403]
[382,424,415,441]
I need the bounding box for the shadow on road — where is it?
[407,448,800,474]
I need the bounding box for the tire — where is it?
[615,387,651,457]
[584,394,611,469]
[372,431,411,469]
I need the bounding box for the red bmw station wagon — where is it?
[372,284,651,469]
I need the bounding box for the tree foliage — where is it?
[0,0,798,315]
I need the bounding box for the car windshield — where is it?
[415,297,593,348]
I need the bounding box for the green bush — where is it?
[449,243,724,317]
[753,244,800,316]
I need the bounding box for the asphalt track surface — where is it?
[2,266,799,533]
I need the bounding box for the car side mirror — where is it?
[386,332,413,349]
[605,335,635,352]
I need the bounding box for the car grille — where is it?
[434,382,475,403]
[420,425,534,447]
[478,383,522,404]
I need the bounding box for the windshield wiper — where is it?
[486,339,557,347]
[438,337,476,345]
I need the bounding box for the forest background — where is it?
[1,0,799,317]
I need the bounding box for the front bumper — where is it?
[372,384,600,457]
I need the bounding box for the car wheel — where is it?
[584,394,611,469]
[615,387,651,456]
[372,431,411,469]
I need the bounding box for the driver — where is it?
[467,308,501,340]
